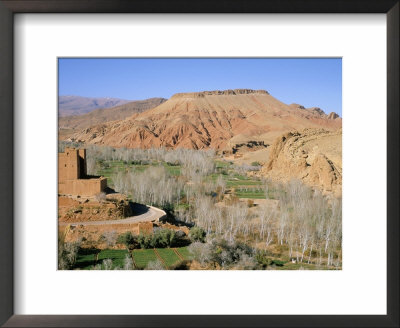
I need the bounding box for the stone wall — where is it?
[59,177,107,197]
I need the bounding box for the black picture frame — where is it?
[0,1,398,327]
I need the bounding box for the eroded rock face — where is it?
[171,89,269,98]
[70,90,342,151]
[261,128,342,195]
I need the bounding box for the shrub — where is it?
[123,254,134,270]
[137,233,155,249]
[155,229,177,248]
[255,250,273,269]
[137,229,179,249]
[102,258,113,270]
[255,250,285,269]
[188,242,212,266]
[189,226,206,243]
[58,240,81,270]
[233,253,257,270]
[117,231,138,250]
[188,238,257,269]
[204,238,256,269]
[251,161,261,167]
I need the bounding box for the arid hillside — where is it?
[68,89,341,151]
[59,95,132,117]
[260,128,342,195]
[59,98,167,135]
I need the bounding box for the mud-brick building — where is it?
[58,148,107,196]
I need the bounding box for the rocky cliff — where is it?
[261,128,342,195]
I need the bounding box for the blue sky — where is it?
[59,58,342,116]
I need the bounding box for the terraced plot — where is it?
[235,190,266,199]
[74,249,129,270]
[132,249,159,269]
[175,247,192,260]
[97,249,129,268]
[74,249,99,270]
[156,248,181,267]
[132,247,191,269]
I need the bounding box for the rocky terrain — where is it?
[260,128,342,195]
[67,89,341,151]
[58,193,133,223]
[61,219,190,249]
[59,95,132,117]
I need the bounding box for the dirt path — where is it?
[130,251,138,269]
[173,248,184,261]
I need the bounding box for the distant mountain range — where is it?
[59,97,167,132]
[59,95,133,117]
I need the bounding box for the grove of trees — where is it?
[59,142,342,268]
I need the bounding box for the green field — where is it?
[74,248,99,270]
[208,171,263,188]
[98,249,129,268]
[74,249,129,270]
[156,248,181,267]
[226,174,263,187]
[132,249,159,269]
[131,247,191,269]
[235,188,266,199]
[175,246,193,260]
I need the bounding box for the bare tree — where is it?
[102,230,118,247]
[258,204,276,246]
[188,241,212,266]
[145,260,164,270]
[102,258,113,270]
[123,254,134,270]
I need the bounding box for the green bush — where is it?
[155,229,177,248]
[255,250,285,268]
[137,233,155,249]
[189,226,206,243]
[117,231,138,250]
[137,229,179,249]
[188,237,257,269]
[255,250,273,268]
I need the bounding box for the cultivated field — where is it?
[73,247,192,270]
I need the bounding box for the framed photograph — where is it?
[1,0,398,327]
